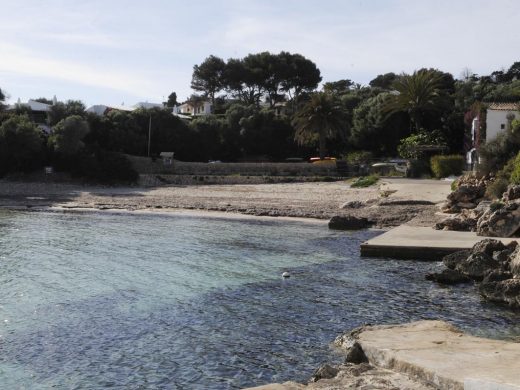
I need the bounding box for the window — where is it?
[501,124,505,129]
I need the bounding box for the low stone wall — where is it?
[128,155,342,177]
[138,174,342,186]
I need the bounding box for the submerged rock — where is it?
[425,269,470,285]
[442,250,471,270]
[456,252,499,281]
[429,238,520,308]
[328,215,370,230]
[479,278,520,308]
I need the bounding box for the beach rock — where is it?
[345,341,369,364]
[340,200,365,209]
[310,364,339,382]
[328,216,370,230]
[455,252,499,281]
[472,239,506,256]
[334,329,369,364]
[435,207,484,232]
[430,238,520,308]
[502,185,520,202]
[434,216,474,231]
[476,203,520,237]
[442,174,491,213]
[425,269,470,285]
[479,278,520,308]
[509,247,520,277]
[442,174,492,213]
[442,250,471,269]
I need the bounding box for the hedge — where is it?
[430,155,465,179]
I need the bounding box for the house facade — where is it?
[485,102,519,141]
[173,100,212,116]
[467,102,520,170]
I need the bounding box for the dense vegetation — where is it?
[1,57,520,183]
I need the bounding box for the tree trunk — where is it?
[319,130,327,160]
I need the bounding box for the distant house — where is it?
[173,100,212,116]
[7,98,53,134]
[485,102,519,141]
[467,102,520,169]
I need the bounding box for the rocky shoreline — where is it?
[249,321,520,390]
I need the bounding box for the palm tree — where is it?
[384,69,448,132]
[291,92,345,160]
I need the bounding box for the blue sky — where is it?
[1,0,519,107]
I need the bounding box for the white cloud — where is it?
[0,43,157,97]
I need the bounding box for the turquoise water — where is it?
[1,210,519,389]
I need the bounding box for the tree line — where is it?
[1,56,520,182]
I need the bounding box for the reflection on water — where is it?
[1,210,519,389]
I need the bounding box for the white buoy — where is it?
[282,271,291,278]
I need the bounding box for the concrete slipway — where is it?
[247,321,520,390]
[360,225,519,260]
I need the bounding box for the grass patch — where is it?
[350,175,379,188]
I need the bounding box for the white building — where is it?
[485,102,519,141]
[173,100,212,116]
[7,99,53,134]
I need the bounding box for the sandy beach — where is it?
[0,178,452,227]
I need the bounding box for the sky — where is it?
[1,0,519,107]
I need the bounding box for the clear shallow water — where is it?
[1,210,519,389]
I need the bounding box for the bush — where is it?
[53,150,138,184]
[485,155,517,199]
[397,130,447,160]
[0,115,45,176]
[430,155,465,178]
[89,151,138,184]
[344,151,373,164]
[509,152,520,185]
[350,174,379,188]
[406,159,431,178]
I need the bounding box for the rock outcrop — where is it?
[502,184,520,202]
[435,202,490,233]
[441,175,491,213]
[427,239,520,308]
[476,202,520,237]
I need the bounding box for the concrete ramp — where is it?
[361,225,518,260]
[353,321,520,390]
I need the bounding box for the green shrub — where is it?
[344,151,373,164]
[509,153,520,185]
[485,155,517,198]
[350,174,379,188]
[87,151,138,184]
[397,130,447,159]
[406,159,431,178]
[430,155,465,179]
[451,179,459,191]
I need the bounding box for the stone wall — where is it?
[128,155,343,177]
[138,174,342,186]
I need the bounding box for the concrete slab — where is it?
[353,320,520,390]
[360,225,519,260]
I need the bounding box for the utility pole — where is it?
[147,114,152,157]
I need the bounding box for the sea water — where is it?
[1,210,519,389]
